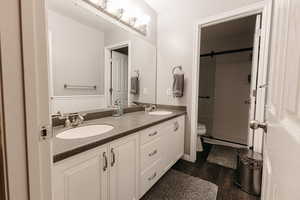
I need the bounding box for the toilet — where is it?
[197,123,207,136]
[197,123,207,151]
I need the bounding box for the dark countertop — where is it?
[53,109,186,163]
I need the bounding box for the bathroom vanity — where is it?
[46,1,185,199]
[52,110,186,200]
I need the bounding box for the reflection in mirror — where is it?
[47,0,157,115]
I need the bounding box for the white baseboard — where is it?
[182,154,196,163]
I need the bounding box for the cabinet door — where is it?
[109,135,139,200]
[161,116,185,173]
[173,116,185,161]
[53,147,108,200]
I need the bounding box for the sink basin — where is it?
[148,111,173,116]
[56,125,114,139]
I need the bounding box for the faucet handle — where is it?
[64,116,71,128]
[52,111,64,119]
[114,98,122,106]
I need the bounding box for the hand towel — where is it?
[130,76,139,95]
[173,73,184,97]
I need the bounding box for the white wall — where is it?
[154,0,263,154]
[48,10,105,96]
[105,29,157,104]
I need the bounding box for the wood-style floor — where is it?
[172,143,260,200]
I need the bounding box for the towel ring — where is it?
[172,66,182,75]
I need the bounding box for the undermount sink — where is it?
[148,111,173,116]
[56,125,114,140]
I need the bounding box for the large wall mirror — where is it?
[47,0,157,115]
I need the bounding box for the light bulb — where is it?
[122,7,141,24]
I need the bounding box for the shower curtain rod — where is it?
[200,47,253,58]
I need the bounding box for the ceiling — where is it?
[47,0,123,32]
[144,0,168,13]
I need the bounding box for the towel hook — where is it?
[172,66,182,75]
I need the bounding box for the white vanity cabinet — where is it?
[53,115,185,200]
[53,134,139,200]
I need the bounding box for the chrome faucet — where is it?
[113,98,124,117]
[52,111,85,128]
[144,104,157,112]
[69,113,85,127]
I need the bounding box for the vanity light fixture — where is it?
[79,0,150,36]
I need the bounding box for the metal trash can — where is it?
[235,149,263,196]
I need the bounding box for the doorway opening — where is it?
[197,15,260,151]
[105,42,131,107]
[110,46,129,106]
[190,2,272,163]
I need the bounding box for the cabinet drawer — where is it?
[140,160,161,198]
[140,125,161,145]
[141,137,161,172]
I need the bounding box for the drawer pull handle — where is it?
[103,152,108,171]
[148,131,158,137]
[148,149,157,157]
[148,172,157,181]
[174,122,179,131]
[111,148,116,167]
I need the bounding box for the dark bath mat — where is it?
[142,169,218,200]
[207,145,238,169]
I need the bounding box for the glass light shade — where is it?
[89,0,100,5]
[122,7,140,20]
[106,0,122,13]
[137,24,147,34]
[88,0,107,8]
[136,14,151,26]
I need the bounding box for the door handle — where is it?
[103,152,108,171]
[250,120,268,133]
[111,148,116,167]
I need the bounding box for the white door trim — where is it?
[190,1,273,162]
[20,0,52,200]
[104,41,132,107]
